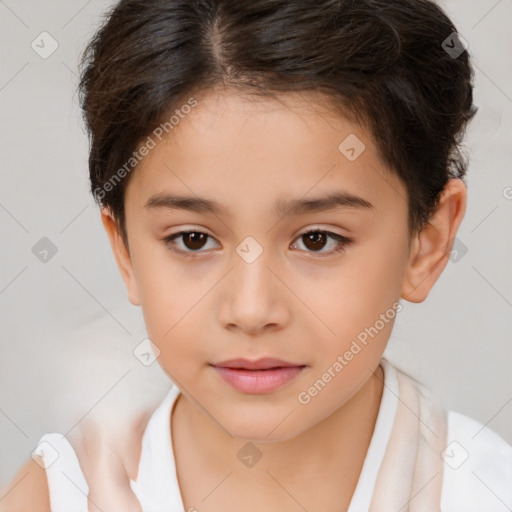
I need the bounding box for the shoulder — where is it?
[0,456,51,512]
[0,429,92,512]
[0,405,154,512]
[441,410,512,512]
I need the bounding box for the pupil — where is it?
[303,232,326,251]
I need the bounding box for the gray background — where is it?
[0,0,511,488]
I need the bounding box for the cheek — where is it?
[132,235,202,320]
[301,231,407,357]
[140,288,205,382]
[129,244,180,335]
[131,245,215,375]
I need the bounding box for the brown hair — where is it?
[78,0,477,249]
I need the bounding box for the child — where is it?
[2,0,511,511]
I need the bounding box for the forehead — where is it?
[125,87,407,219]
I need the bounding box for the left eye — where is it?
[290,229,352,255]
[163,229,352,256]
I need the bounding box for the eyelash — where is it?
[162,228,353,258]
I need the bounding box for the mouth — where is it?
[211,357,304,370]
[210,358,307,394]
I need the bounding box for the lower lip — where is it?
[211,365,306,394]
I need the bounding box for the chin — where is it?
[224,414,304,444]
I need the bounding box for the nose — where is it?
[217,249,291,336]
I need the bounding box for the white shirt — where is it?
[36,358,512,511]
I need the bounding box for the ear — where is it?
[401,178,467,303]
[100,207,141,306]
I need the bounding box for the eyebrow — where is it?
[144,191,374,217]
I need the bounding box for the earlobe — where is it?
[100,208,141,306]
[401,179,467,303]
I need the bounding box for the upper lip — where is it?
[211,357,305,370]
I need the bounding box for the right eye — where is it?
[162,230,221,256]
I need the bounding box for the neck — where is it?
[171,364,384,508]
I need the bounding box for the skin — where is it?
[99,86,467,511]
[0,86,466,512]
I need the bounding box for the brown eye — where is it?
[163,230,219,255]
[181,232,208,250]
[302,231,328,251]
[291,229,353,256]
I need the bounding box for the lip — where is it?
[210,358,307,394]
[211,357,303,370]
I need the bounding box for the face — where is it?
[103,88,427,442]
